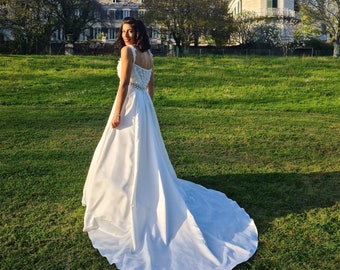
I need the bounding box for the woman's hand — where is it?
[111,114,121,128]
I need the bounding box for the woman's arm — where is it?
[111,46,133,128]
[147,71,154,101]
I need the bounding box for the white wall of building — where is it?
[97,0,143,4]
[230,0,295,16]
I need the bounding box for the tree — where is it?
[143,0,232,52]
[207,0,234,47]
[300,0,340,57]
[230,11,258,46]
[45,0,100,43]
[0,0,100,53]
[252,21,281,48]
[0,0,55,53]
[294,12,324,45]
[230,12,280,47]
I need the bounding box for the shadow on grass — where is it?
[186,171,340,232]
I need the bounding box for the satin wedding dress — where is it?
[82,45,258,269]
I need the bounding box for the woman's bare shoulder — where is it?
[120,46,133,59]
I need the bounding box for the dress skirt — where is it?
[82,79,258,269]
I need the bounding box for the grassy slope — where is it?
[0,55,339,269]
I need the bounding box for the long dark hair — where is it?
[116,17,151,52]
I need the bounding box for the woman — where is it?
[82,17,258,270]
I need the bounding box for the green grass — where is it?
[1,54,339,269]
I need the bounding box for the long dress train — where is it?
[82,45,258,269]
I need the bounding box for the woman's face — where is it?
[122,23,135,46]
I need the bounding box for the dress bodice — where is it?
[117,45,153,90]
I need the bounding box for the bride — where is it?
[82,17,258,270]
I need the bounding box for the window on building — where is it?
[108,28,115,40]
[94,11,101,20]
[273,0,278,8]
[123,10,130,18]
[108,10,115,20]
[130,9,138,18]
[55,29,63,41]
[116,10,123,20]
[93,28,101,40]
[267,0,278,8]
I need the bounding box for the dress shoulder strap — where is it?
[128,45,136,63]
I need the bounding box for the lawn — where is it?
[0,54,339,269]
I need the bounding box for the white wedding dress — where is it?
[82,45,258,269]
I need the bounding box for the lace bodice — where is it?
[117,45,153,90]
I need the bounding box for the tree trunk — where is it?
[172,34,181,49]
[333,41,340,58]
[335,16,340,58]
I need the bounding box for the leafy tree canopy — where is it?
[300,0,340,56]
[0,0,99,53]
[142,0,233,51]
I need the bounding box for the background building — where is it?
[89,0,143,42]
[230,0,296,17]
[77,0,159,44]
[229,0,299,43]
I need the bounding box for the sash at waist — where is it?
[129,82,146,90]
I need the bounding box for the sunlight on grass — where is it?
[1,55,339,269]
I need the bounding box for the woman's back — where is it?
[134,49,153,70]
